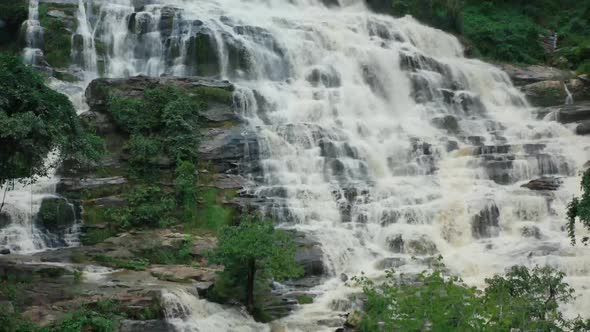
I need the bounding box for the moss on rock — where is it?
[37,197,76,231]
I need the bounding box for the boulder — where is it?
[472,204,500,239]
[500,64,573,86]
[576,121,590,135]
[149,265,217,284]
[521,226,542,239]
[521,177,562,191]
[522,80,568,107]
[37,197,76,231]
[552,102,590,123]
[0,211,10,229]
[293,233,325,277]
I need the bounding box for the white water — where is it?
[564,81,574,105]
[162,288,269,332]
[22,0,44,65]
[12,0,590,329]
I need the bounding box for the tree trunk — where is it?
[246,258,256,313]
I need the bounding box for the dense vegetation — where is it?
[567,168,590,245]
[383,0,590,71]
[207,215,303,315]
[0,54,102,206]
[354,260,590,331]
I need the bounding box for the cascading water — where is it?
[16,0,590,329]
[22,0,44,65]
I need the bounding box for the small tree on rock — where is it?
[567,168,590,245]
[208,214,303,314]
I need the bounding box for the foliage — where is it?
[106,185,176,228]
[174,161,198,221]
[391,0,463,34]
[353,259,484,331]
[47,309,117,332]
[353,260,587,331]
[107,86,201,175]
[462,2,544,64]
[386,0,590,68]
[483,265,575,331]
[566,168,590,245]
[138,236,195,265]
[93,255,149,271]
[207,215,303,313]
[0,53,103,188]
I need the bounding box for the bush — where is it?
[0,54,103,189]
[107,86,201,174]
[353,259,588,331]
[207,215,303,313]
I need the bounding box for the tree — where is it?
[207,215,303,313]
[353,260,587,331]
[567,168,590,245]
[0,53,102,210]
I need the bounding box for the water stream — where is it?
[6,0,590,329]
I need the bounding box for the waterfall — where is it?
[22,0,44,65]
[73,0,99,81]
[161,288,269,331]
[11,0,590,328]
[564,81,574,105]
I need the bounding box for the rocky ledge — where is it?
[501,64,590,107]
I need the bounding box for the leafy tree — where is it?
[353,259,485,331]
[0,53,102,211]
[207,215,303,313]
[483,266,575,331]
[353,260,587,331]
[567,168,590,245]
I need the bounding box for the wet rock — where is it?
[552,102,590,123]
[386,234,404,253]
[199,125,259,174]
[472,204,500,239]
[345,310,363,329]
[521,226,542,239]
[521,177,562,191]
[293,233,325,277]
[375,257,406,270]
[120,320,175,332]
[37,197,76,231]
[80,110,116,135]
[184,31,221,77]
[57,176,127,193]
[305,66,341,88]
[431,115,460,134]
[0,211,10,229]
[0,248,10,255]
[200,102,238,123]
[576,121,590,135]
[149,265,217,284]
[500,64,573,86]
[159,6,182,38]
[522,80,567,107]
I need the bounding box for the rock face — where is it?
[501,64,573,85]
[501,64,590,107]
[36,196,77,232]
[471,204,500,239]
[521,177,562,191]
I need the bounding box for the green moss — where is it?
[38,3,75,68]
[93,255,149,271]
[81,227,117,245]
[38,198,76,230]
[189,188,235,232]
[195,86,234,104]
[297,295,314,305]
